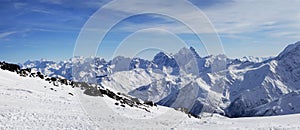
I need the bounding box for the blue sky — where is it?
[1,0,300,63]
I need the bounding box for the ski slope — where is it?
[0,69,300,129]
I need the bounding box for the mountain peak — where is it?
[153,52,172,61]
[176,47,201,58]
[177,47,189,53]
[277,41,300,60]
[189,47,202,59]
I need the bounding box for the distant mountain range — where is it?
[239,56,273,63]
[19,41,300,117]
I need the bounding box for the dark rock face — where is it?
[98,88,153,111]
[60,79,68,85]
[73,82,99,96]
[37,73,44,79]
[83,87,103,97]
[0,61,75,89]
[156,86,179,107]
[225,96,250,117]
[0,62,20,72]
[50,77,57,81]
[19,68,31,77]
[152,52,180,75]
[144,101,154,106]
[131,97,140,104]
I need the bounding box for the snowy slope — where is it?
[1,69,300,129]
[0,69,94,129]
[0,68,194,129]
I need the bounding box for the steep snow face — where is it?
[225,62,292,117]
[129,77,179,103]
[233,42,300,117]
[128,72,226,116]
[276,41,300,89]
[254,90,300,116]
[170,79,224,115]
[225,42,300,117]
[101,68,165,93]
[277,41,300,59]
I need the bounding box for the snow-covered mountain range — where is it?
[19,41,300,117]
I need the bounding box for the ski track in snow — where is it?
[1,69,300,129]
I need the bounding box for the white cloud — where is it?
[203,0,300,38]
[13,2,27,9]
[77,0,226,57]
[97,0,300,41]
[0,31,17,39]
[77,0,300,58]
[30,8,53,14]
[38,0,63,5]
[95,0,220,34]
